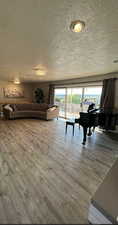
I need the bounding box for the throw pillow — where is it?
[48,106,57,112]
[4,104,13,112]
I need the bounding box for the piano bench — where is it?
[65,121,75,136]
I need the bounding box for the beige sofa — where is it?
[3,103,59,120]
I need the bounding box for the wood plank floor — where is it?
[0,118,117,224]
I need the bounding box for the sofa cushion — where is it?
[14,103,49,111]
[15,104,32,111]
[10,104,18,111]
[31,103,48,111]
[12,110,46,118]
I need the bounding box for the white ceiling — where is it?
[0,0,118,83]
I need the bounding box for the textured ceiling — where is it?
[0,0,118,82]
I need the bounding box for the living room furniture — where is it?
[76,112,99,145]
[0,101,31,116]
[3,103,59,120]
[65,121,75,136]
[88,159,118,224]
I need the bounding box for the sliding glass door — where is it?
[54,86,102,119]
[54,88,66,118]
[66,88,83,119]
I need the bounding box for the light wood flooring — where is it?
[0,118,117,224]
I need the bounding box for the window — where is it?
[66,88,83,119]
[82,87,102,112]
[54,88,66,118]
[54,86,102,119]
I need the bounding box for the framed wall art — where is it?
[4,87,24,98]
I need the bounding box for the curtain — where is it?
[48,84,55,105]
[100,78,116,130]
[100,78,116,113]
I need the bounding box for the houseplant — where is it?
[35,88,44,103]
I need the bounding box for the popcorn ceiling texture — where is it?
[0,0,118,82]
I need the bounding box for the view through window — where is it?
[54,86,102,119]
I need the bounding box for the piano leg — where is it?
[82,127,87,145]
[88,127,92,136]
[92,126,95,132]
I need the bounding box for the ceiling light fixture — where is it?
[70,20,85,32]
[33,67,46,76]
[14,78,20,84]
[36,70,46,76]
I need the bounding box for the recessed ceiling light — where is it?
[70,20,85,32]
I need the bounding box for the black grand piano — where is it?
[75,104,118,145]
